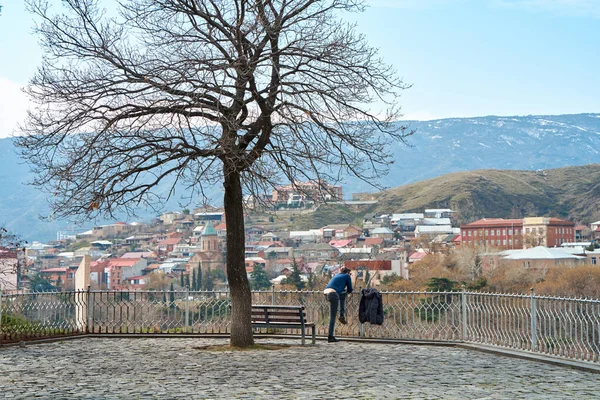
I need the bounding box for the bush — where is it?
[415,297,449,322]
[535,265,600,299]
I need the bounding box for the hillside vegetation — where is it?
[291,164,600,227]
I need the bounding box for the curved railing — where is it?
[2,289,599,363]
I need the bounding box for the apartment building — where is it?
[461,217,576,250]
[460,218,524,250]
[522,217,576,248]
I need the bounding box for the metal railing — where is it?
[2,288,599,363]
[0,290,87,341]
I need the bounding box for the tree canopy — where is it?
[282,261,305,290]
[17,0,411,346]
[29,274,57,292]
[250,264,272,290]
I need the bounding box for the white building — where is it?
[414,225,457,237]
[289,230,322,243]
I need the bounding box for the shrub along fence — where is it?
[1,288,599,363]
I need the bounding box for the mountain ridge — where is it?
[1,112,599,241]
[371,112,600,190]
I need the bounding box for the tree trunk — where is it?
[223,167,254,347]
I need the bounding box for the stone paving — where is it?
[1,337,599,399]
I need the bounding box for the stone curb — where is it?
[457,343,600,374]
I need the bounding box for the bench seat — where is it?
[251,305,316,345]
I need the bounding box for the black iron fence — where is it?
[2,288,599,363]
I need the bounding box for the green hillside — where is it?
[283,204,362,230]
[291,164,600,227]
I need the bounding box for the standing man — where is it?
[324,266,353,343]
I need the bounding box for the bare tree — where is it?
[16,0,411,347]
[410,235,445,255]
[0,249,18,291]
[449,244,485,281]
[523,230,544,248]
[0,228,22,291]
[144,271,173,292]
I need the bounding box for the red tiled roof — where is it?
[0,248,17,259]
[90,260,109,272]
[344,260,392,271]
[106,258,142,268]
[330,239,353,248]
[256,241,277,247]
[122,252,156,259]
[408,252,428,260]
[364,237,384,246]
[90,260,106,266]
[158,238,183,245]
[461,218,523,228]
[545,218,575,226]
[245,257,266,263]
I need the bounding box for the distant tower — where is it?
[200,222,220,252]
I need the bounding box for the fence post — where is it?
[530,287,537,351]
[271,285,275,305]
[0,289,3,334]
[79,286,88,334]
[185,286,190,333]
[87,285,94,334]
[461,285,467,341]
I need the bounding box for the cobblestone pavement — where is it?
[1,337,599,399]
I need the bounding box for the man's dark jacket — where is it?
[359,288,384,325]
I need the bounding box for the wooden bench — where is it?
[251,305,316,345]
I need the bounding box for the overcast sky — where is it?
[1,0,599,138]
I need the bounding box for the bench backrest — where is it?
[251,306,307,325]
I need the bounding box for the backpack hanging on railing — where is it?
[359,288,384,325]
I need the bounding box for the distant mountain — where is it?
[1,113,599,241]
[346,113,600,194]
[0,139,58,242]
[0,139,222,243]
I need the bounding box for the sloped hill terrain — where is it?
[292,164,600,229]
[372,164,600,224]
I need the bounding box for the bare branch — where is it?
[16,0,412,346]
[18,0,410,220]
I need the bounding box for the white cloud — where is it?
[0,78,30,138]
